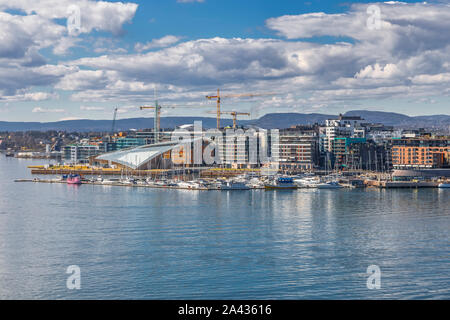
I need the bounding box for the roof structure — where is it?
[96,139,198,170]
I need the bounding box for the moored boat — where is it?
[67,174,82,185]
[265,177,297,190]
[438,183,450,188]
[218,181,250,190]
[317,181,343,189]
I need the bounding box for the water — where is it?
[0,157,449,299]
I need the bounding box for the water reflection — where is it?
[0,158,449,299]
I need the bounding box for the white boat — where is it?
[102,178,119,185]
[248,178,264,189]
[317,181,343,189]
[154,180,168,186]
[438,183,450,188]
[294,176,320,188]
[177,181,202,189]
[120,178,136,185]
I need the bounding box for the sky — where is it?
[0,0,450,122]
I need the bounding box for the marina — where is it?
[14,171,450,190]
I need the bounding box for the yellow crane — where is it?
[206,89,275,129]
[208,111,250,129]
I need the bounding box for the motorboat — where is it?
[177,181,202,189]
[265,177,297,190]
[294,176,320,188]
[317,181,343,189]
[67,174,82,185]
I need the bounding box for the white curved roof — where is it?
[96,140,195,169]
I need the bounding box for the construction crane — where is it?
[208,111,250,129]
[206,89,275,130]
[140,101,162,143]
[140,102,209,143]
[111,107,118,134]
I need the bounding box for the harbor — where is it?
[3,157,450,300]
[15,170,450,190]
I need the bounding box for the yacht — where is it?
[265,177,297,190]
[120,177,136,185]
[317,181,343,189]
[438,182,450,188]
[294,176,320,188]
[247,178,264,189]
[177,181,201,189]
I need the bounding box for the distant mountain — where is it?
[0,110,449,132]
[344,110,450,128]
[250,113,334,129]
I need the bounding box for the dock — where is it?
[14,178,265,191]
[365,180,440,188]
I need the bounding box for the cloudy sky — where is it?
[0,0,449,122]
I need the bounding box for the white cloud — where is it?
[0,0,138,102]
[80,106,106,111]
[0,0,138,35]
[0,91,59,102]
[135,36,182,52]
[355,63,401,79]
[2,1,450,115]
[32,107,65,113]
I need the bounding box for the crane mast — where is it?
[111,107,118,135]
[206,89,275,130]
[140,101,161,143]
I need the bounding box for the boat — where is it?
[294,176,320,188]
[67,174,82,185]
[5,152,14,157]
[265,177,297,190]
[218,181,250,190]
[248,178,264,189]
[120,177,136,185]
[177,181,201,189]
[438,183,450,188]
[317,181,343,189]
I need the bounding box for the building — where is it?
[332,137,366,169]
[216,128,273,169]
[391,138,450,168]
[63,144,102,164]
[115,137,148,150]
[322,114,366,153]
[94,138,210,170]
[339,139,392,171]
[275,127,319,171]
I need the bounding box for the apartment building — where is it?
[391,138,450,168]
[274,128,319,171]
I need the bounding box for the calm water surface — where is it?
[0,158,449,299]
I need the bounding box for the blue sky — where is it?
[0,0,449,122]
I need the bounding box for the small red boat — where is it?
[67,174,82,185]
